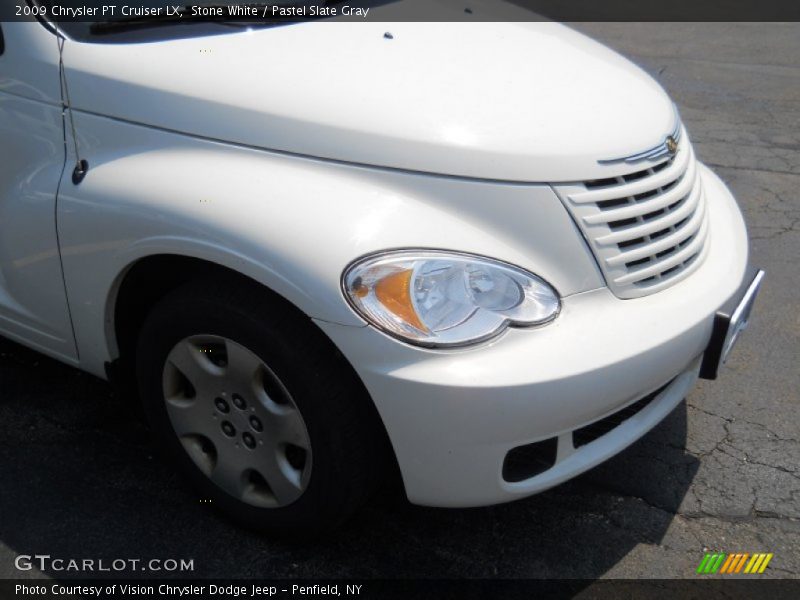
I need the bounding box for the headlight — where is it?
[342,251,560,347]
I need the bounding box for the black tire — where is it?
[136,275,384,535]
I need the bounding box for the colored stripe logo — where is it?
[697,552,773,574]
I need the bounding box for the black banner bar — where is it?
[2,0,800,23]
[2,579,800,600]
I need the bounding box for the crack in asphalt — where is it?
[594,400,800,526]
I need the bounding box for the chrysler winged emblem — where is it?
[666,135,679,155]
[599,120,682,165]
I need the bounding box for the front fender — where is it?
[57,111,602,377]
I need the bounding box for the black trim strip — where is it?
[699,266,761,380]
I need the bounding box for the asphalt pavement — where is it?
[0,22,798,582]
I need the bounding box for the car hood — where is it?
[65,20,676,182]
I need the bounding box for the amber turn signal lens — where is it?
[374,269,429,332]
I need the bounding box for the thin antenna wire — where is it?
[56,32,88,183]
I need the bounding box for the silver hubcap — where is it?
[162,335,312,508]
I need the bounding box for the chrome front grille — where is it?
[554,133,710,299]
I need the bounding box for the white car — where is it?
[0,9,763,534]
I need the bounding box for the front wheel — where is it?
[136,277,383,535]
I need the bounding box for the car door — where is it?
[0,22,77,363]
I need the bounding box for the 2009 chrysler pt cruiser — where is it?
[0,10,763,534]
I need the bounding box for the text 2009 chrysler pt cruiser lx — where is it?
[0,13,763,533]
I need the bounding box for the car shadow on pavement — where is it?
[0,335,699,580]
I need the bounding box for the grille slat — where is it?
[570,143,691,204]
[613,217,708,285]
[583,157,697,225]
[595,181,702,246]
[554,129,710,299]
[606,196,706,267]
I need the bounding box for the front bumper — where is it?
[316,163,750,507]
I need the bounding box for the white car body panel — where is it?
[62,21,674,182]
[0,23,78,362]
[0,22,62,104]
[317,164,748,505]
[57,110,604,378]
[0,20,753,508]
